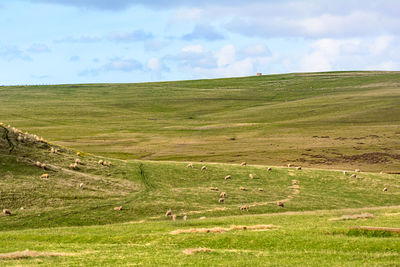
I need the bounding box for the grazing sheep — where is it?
[267,167,272,171]
[383,187,388,192]
[287,164,292,167]
[277,201,284,207]
[70,163,79,170]
[105,161,112,167]
[200,216,206,220]
[50,147,57,153]
[2,209,11,216]
[240,187,248,191]
[172,215,177,221]
[220,192,227,198]
[249,174,254,179]
[187,163,193,168]
[40,163,47,170]
[165,209,172,217]
[241,162,247,166]
[201,166,207,171]
[210,187,219,191]
[79,183,84,189]
[76,152,81,156]
[355,169,361,172]
[239,205,249,211]
[98,160,104,165]
[114,206,123,211]
[35,161,41,167]
[40,173,49,179]
[296,166,302,170]
[343,171,347,175]
[258,188,264,192]
[218,198,224,203]
[224,175,231,180]
[350,174,357,178]
[17,135,23,142]
[183,215,188,221]
[75,158,82,164]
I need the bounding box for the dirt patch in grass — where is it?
[341,152,400,164]
[329,213,375,221]
[171,224,278,235]
[0,250,76,260]
[183,248,212,255]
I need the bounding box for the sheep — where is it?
[98,160,104,165]
[186,163,193,168]
[249,174,254,179]
[355,169,361,172]
[76,152,81,156]
[241,162,247,166]
[350,174,357,178]
[267,167,272,171]
[201,166,207,171]
[165,209,172,217]
[75,158,82,164]
[287,164,292,167]
[35,161,41,168]
[383,187,388,192]
[258,188,264,192]
[210,187,219,191]
[70,163,79,170]
[2,209,11,216]
[183,215,188,221]
[200,216,206,220]
[40,173,49,179]
[114,206,123,211]
[172,215,177,221]
[277,201,284,207]
[218,198,225,203]
[296,166,302,170]
[220,192,227,198]
[239,205,249,211]
[40,163,47,170]
[224,175,231,180]
[17,135,23,142]
[343,171,347,175]
[240,187,248,191]
[50,147,57,153]
[105,161,112,167]
[79,183,84,189]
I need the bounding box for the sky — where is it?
[0,0,399,85]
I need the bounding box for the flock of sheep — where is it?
[164,161,293,221]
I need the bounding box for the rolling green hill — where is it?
[1,71,399,172]
[1,71,400,266]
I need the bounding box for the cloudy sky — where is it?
[1,0,399,85]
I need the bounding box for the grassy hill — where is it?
[1,71,399,172]
[0,71,399,266]
[0,125,399,265]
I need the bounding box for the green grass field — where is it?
[1,71,399,172]
[1,71,400,266]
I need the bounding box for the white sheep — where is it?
[201,166,207,171]
[165,209,172,217]
[172,215,177,221]
[220,192,227,198]
[40,173,49,179]
[218,198,225,203]
[186,163,193,168]
[2,209,11,216]
[183,215,188,221]
[241,162,247,166]
[383,187,388,192]
[224,175,231,180]
[75,158,82,164]
[267,167,272,171]
[114,206,123,211]
[249,174,254,179]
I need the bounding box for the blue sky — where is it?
[1,0,399,85]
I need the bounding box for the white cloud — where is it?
[147,58,161,71]
[170,8,204,22]
[216,45,235,67]
[182,45,203,53]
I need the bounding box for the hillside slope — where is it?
[1,71,400,172]
[1,124,399,231]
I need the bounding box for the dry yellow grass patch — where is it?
[170,224,278,235]
[329,213,375,221]
[0,250,75,260]
[183,248,213,255]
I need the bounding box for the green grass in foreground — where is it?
[1,71,399,171]
[0,207,399,266]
